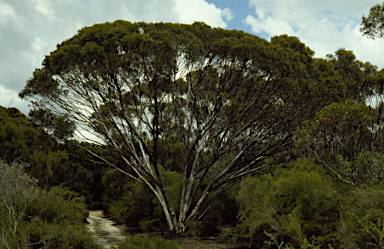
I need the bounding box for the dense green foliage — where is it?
[112,236,180,249]
[0,161,100,248]
[361,2,384,39]
[0,106,110,208]
[235,160,340,248]
[234,160,384,248]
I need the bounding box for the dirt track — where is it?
[87,211,126,249]
[87,210,240,249]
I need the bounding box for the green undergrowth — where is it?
[112,236,181,249]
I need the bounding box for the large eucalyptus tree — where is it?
[20,21,343,233]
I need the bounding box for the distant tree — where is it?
[326,48,377,103]
[361,3,384,39]
[296,100,373,188]
[0,161,37,248]
[20,21,344,233]
[28,108,75,143]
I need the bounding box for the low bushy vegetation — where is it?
[112,236,180,249]
[234,159,340,248]
[0,161,101,249]
[230,159,384,248]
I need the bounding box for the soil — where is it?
[87,210,244,249]
[87,210,126,248]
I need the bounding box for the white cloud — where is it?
[0,2,14,16]
[33,0,55,20]
[0,0,231,114]
[0,85,29,114]
[222,8,234,22]
[0,2,16,25]
[245,15,295,35]
[244,0,384,69]
[174,0,230,27]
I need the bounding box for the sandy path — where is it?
[87,211,126,249]
[87,211,239,249]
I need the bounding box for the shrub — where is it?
[0,182,101,249]
[27,216,101,249]
[340,186,384,248]
[235,159,341,248]
[109,200,128,224]
[26,186,88,224]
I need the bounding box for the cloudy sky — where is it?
[1,0,383,114]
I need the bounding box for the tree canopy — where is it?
[20,21,349,233]
[361,2,384,39]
